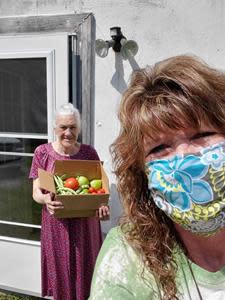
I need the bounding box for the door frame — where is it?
[0,13,96,145]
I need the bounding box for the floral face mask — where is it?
[146,141,225,236]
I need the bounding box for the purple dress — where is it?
[29,143,103,300]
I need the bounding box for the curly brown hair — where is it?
[110,54,225,299]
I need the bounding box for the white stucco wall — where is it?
[85,0,225,231]
[1,0,225,230]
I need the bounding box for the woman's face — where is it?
[144,124,225,162]
[54,114,79,149]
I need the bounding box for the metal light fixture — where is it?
[95,27,138,59]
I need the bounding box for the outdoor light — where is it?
[95,27,138,59]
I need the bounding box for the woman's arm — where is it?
[32,178,64,214]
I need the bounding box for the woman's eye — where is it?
[191,132,216,140]
[148,144,169,154]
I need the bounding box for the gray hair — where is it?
[54,103,81,130]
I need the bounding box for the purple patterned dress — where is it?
[29,143,103,300]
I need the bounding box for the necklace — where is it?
[186,259,203,300]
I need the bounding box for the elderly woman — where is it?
[29,103,109,300]
[89,55,225,300]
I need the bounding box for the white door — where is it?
[0,33,71,296]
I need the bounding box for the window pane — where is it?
[0,58,47,134]
[0,224,40,241]
[0,156,41,225]
[0,137,47,156]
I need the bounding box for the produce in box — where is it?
[54,174,106,195]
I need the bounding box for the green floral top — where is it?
[89,227,225,300]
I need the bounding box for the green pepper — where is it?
[79,188,89,195]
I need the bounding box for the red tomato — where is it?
[64,177,79,190]
[89,187,97,193]
[97,188,106,194]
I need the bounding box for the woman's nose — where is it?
[174,141,196,155]
[64,128,72,135]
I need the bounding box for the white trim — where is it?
[0,49,55,59]
[0,236,40,246]
[46,49,56,142]
[0,220,41,229]
[0,31,71,39]
[0,285,45,299]
[0,151,33,157]
[0,133,47,139]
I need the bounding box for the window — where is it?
[0,55,49,241]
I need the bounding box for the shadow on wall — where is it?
[109,183,123,227]
[110,52,140,94]
[104,53,140,234]
[101,183,123,234]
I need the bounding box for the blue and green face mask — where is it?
[145,141,225,236]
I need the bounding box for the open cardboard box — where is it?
[38,159,109,218]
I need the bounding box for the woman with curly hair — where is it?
[89,55,225,300]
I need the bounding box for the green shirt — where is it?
[89,227,225,300]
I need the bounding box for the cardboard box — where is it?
[38,159,109,218]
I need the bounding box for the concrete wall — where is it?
[1,0,225,231]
